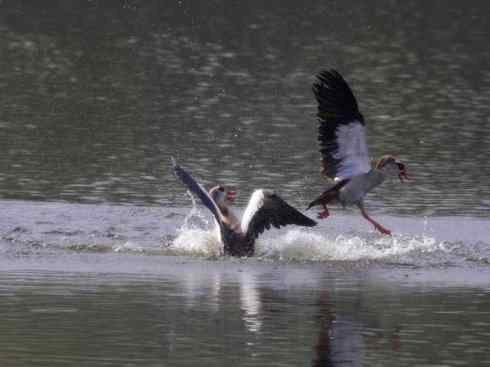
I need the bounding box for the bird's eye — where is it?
[218,186,225,192]
[397,162,405,170]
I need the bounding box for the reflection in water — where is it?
[0,261,489,366]
[239,272,262,333]
[312,292,363,367]
[210,272,222,313]
[312,292,335,367]
[178,267,263,333]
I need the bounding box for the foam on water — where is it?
[171,198,223,257]
[171,214,451,264]
[172,228,222,257]
[256,229,448,263]
[1,200,487,266]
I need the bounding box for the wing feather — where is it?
[242,190,316,241]
[313,69,371,180]
[171,158,223,223]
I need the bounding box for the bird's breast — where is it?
[339,176,370,206]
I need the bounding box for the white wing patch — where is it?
[333,121,371,180]
[240,190,265,234]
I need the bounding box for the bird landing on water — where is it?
[307,69,410,235]
[172,159,317,256]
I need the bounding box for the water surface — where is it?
[1,1,489,366]
[1,0,490,215]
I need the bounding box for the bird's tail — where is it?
[306,198,321,211]
[306,179,349,210]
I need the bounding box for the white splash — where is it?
[171,225,448,263]
[172,199,223,257]
[113,241,144,253]
[171,201,450,263]
[172,228,222,257]
[256,229,448,262]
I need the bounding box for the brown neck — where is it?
[218,203,241,232]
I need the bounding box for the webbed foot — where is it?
[374,224,392,236]
[317,209,330,219]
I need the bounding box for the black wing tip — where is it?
[171,159,184,182]
[312,69,350,100]
[294,209,318,227]
[304,217,317,227]
[317,68,342,79]
[306,201,316,211]
[170,156,181,173]
[313,69,344,88]
[170,156,179,173]
[171,157,188,181]
[170,156,177,167]
[312,67,364,127]
[171,158,193,189]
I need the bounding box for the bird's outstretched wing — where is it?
[241,189,317,241]
[313,69,371,180]
[171,158,222,223]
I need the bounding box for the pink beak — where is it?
[226,190,237,202]
[398,170,411,183]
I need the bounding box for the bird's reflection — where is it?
[312,291,363,366]
[209,272,222,313]
[239,272,262,333]
[179,269,262,333]
[312,291,335,367]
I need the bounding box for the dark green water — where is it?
[1,257,490,367]
[1,0,490,215]
[1,1,490,366]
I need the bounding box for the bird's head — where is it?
[209,185,237,205]
[376,155,410,182]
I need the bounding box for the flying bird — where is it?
[307,70,409,235]
[172,159,317,257]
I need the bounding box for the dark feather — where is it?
[171,158,222,223]
[313,69,365,179]
[245,191,316,242]
[307,179,350,210]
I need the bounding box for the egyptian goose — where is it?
[172,159,317,256]
[307,70,409,235]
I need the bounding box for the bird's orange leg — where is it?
[317,204,330,219]
[358,204,391,235]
